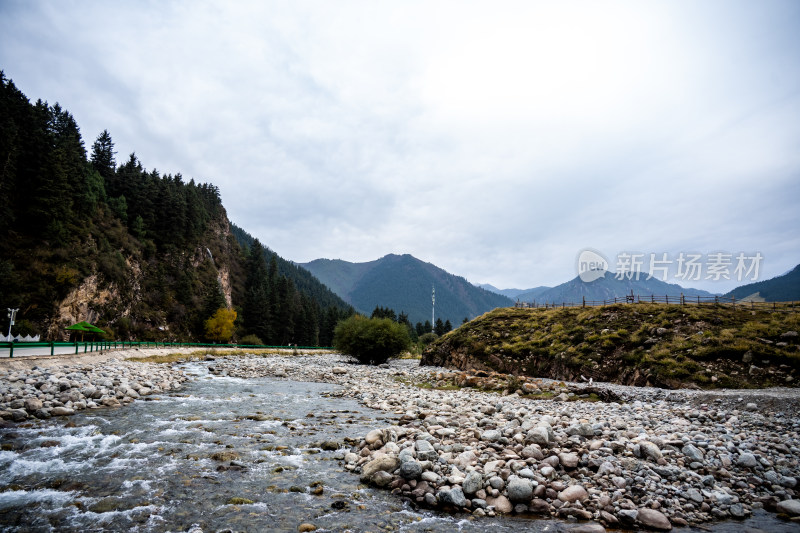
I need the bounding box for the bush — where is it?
[419,332,438,346]
[333,316,411,365]
[239,334,264,346]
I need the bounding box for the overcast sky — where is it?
[2,0,798,293]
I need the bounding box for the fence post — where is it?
[732,295,735,309]
[75,342,79,354]
[51,342,54,356]
[9,344,13,358]
[697,296,700,305]
[715,295,719,305]
[582,296,585,308]
[666,295,669,304]
[651,295,654,304]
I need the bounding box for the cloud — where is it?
[1,0,798,293]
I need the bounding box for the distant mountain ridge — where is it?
[509,272,715,304]
[302,254,513,325]
[476,284,550,299]
[724,264,800,302]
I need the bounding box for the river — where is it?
[0,362,792,532]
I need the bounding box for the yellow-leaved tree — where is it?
[204,308,237,343]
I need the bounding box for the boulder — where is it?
[507,478,533,502]
[558,485,588,503]
[636,508,672,530]
[360,455,399,481]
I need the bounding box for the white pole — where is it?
[7,308,18,339]
[431,285,435,328]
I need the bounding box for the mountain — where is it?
[302,254,514,325]
[528,271,715,304]
[0,72,351,344]
[514,286,552,302]
[476,284,550,299]
[725,264,800,302]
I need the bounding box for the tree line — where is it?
[0,71,352,343]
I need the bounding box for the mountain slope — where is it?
[526,272,715,304]
[0,72,349,344]
[476,284,550,299]
[302,254,513,325]
[725,264,800,302]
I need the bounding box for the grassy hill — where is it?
[422,303,800,389]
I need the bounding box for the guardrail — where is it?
[0,341,334,358]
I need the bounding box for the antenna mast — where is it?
[431,285,435,328]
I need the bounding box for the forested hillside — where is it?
[0,72,351,344]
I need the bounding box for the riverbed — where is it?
[0,356,796,532]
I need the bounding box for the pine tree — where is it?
[243,239,271,342]
[90,129,116,181]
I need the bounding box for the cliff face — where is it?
[41,209,244,341]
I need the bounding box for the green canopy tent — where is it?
[65,321,105,342]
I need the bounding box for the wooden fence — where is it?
[514,293,798,312]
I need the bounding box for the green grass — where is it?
[424,303,800,389]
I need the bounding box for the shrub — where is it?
[419,332,438,346]
[239,334,264,346]
[333,316,411,365]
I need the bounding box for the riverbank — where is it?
[1,348,799,531]
[203,351,800,530]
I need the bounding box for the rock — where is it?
[737,453,758,468]
[24,398,43,412]
[526,426,549,446]
[365,429,383,446]
[529,498,550,514]
[596,461,617,476]
[297,524,317,532]
[438,486,467,507]
[639,441,662,461]
[566,423,594,437]
[682,443,704,463]
[507,478,533,502]
[481,429,501,442]
[370,470,393,487]
[463,470,483,495]
[558,485,588,503]
[685,488,703,503]
[50,406,74,416]
[742,351,753,363]
[558,452,579,469]
[399,460,423,479]
[636,508,672,530]
[486,494,513,513]
[360,456,399,481]
[777,499,800,516]
[332,367,348,374]
[9,409,27,421]
[568,524,607,533]
[415,439,438,461]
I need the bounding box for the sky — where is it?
[1,0,799,293]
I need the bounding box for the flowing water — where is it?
[0,363,793,532]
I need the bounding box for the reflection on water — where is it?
[0,363,794,532]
